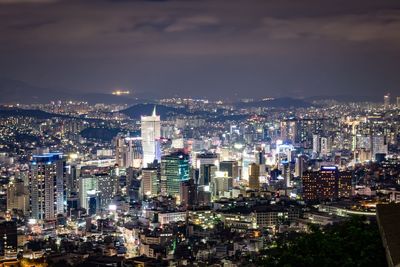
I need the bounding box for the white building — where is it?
[115,134,142,168]
[141,107,161,167]
[158,212,187,226]
[79,176,98,211]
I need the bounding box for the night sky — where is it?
[1,0,400,100]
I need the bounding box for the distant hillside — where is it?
[235,97,312,109]
[305,95,381,103]
[80,127,121,141]
[0,78,75,104]
[0,108,69,119]
[207,114,250,122]
[81,93,142,105]
[120,103,191,120]
[0,78,142,105]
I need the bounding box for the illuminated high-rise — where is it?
[29,153,65,220]
[302,166,353,202]
[161,151,190,199]
[141,106,161,168]
[79,176,98,215]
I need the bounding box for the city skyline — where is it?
[1,1,400,266]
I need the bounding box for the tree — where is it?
[257,216,386,267]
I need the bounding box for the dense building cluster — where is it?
[0,95,399,266]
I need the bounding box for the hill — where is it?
[0,108,69,119]
[235,97,312,109]
[120,103,191,120]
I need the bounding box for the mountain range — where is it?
[0,78,382,105]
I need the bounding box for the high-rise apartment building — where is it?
[29,153,65,221]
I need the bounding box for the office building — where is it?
[338,171,353,198]
[219,161,239,180]
[248,163,260,190]
[115,134,142,169]
[142,167,160,197]
[199,164,217,188]
[302,167,353,202]
[180,179,196,208]
[79,176,99,214]
[372,135,388,160]
[211,171,233,199]
[141,107,161,168]
[97,173,118,209]
[161,151,190,199]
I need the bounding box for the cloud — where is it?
[0,0,58,3]
[164,15,220,32]
[259,11,400,43]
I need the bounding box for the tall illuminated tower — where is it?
[141,106,161,167]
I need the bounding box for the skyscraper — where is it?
[29,153,65,220]
[161,151,190,199]
[141,106,161,168]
